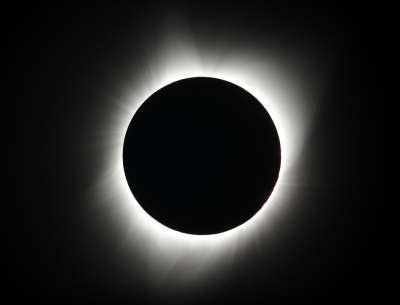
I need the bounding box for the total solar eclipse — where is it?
[123,77,281,234]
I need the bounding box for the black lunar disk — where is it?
[123,77,281,234]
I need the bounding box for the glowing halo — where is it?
[90,31,321,287]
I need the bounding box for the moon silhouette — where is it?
[123,77,281,234]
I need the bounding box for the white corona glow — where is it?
[91,25,321,287]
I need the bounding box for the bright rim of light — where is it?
[91,30,320,285]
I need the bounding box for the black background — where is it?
[10,2,384,304]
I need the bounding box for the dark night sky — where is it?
[10,3,384,304]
